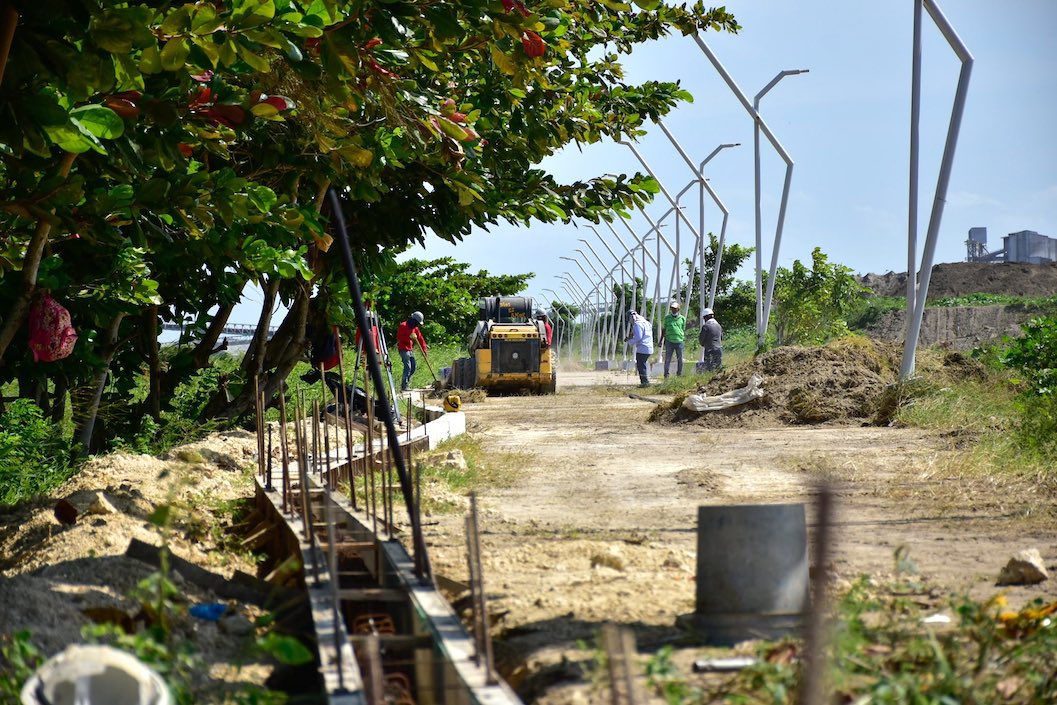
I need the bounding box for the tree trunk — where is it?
[240,276,280,379]
[151,299,238,410]
[0,152,77,367]
[144,306,162,421]
[0,5,18,87]
[72,313,125,456]
[50,375,67,424]
[200,285,311,421]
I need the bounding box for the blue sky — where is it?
[403,0,1057,307]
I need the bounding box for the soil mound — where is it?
[861,262,1057,300]
[649,338,986,428]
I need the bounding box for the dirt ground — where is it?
[2,338,1056,704]
[423,361,1057,704]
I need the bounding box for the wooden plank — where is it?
[338,587,407,602]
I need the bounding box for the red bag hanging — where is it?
[28,292,78,362]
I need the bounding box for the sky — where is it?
[399,0,1057,309]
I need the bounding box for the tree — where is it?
[770,247,868,346]
[0,0,739,447]
[679,233,753,321]
[364,257,533,346]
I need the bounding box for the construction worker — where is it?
[396,311,427,391]
[624,309,654,387]
[697,307,723,372]
[535,309,553,348]
[657,301,686,378]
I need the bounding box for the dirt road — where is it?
[424,364,1057,703]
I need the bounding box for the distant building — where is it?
[965,228,1055,264]
[1004,230,1057,264]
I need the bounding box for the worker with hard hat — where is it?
[396,311,428,391]
[657,300,687,378]
[624,309,654,387]
[697,307,723,372]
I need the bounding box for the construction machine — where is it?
[449,296,556,394]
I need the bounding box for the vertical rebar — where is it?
[254,375,264,479]
[468,493,496,683]
[266,424,273,491]
[336,331,357,509]
[279,390,291,513]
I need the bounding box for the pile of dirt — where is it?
[0,430,276,696]
[650,338,986,428]
[861,262,1057,300]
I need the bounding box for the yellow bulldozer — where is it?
[449,296,556,394]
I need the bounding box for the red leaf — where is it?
[203,104,246,127]
[178,143,194,157]
[521,31,545,58]
[364,38,382,50]
[104,97,140,119]
[190,69,214,83]
[189,87,213,107]
[262,95,296,111]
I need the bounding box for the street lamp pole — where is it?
[560,256,601,360]
[755,69,808,349]
[654,123,740,313]
[692,34,808,349]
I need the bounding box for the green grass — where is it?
[410,434,526,514]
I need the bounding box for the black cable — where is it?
[326,189,432,581]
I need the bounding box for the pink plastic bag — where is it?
[28,292,78,362]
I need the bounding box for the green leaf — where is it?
[231,0,276,29]
[247,184,278,213]
[43,123,105,155]
[191,6,225,35]
[139,45,163,73]
[236,40,271,72]
[257,633,313,665]
[147,504,172,526]
[160,37,191,71]
[161,5,192,35]
[22,94,69,126]
[70,105,124,139]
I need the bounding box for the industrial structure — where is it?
[965,228,1056,264]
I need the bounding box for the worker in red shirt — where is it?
[535,309,553,348]
[396,311,427,391]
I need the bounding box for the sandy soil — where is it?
[424,364,1057,704]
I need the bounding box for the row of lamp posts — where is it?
[551,60,806,366]
[548,1,969,379]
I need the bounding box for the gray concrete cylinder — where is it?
[21,645,171,705]
[687,503,809,645]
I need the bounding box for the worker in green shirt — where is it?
[657,301,686,378]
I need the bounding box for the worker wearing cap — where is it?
[624,309,654,387]
[698,307,723,372]
[534,309,553,348]
[657,301,686,378]
[396,311,428,391]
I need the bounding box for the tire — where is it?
[543,372,557,395]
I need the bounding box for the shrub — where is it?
[0,400,75,505]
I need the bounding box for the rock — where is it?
[441,450,468,471]
[662,551,687,570]
[85,493,117,516]
[219,613,255,637]
[590,546,625,571]
[53,498,78,526]
[996,548,1049,586]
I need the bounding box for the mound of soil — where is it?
[861,262,1057,300]
[650,338,986,428]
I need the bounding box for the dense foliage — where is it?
[0,0,739,452]
[365,257,533,347]
[770,247,868,346]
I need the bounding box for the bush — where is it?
[0,400,76,504]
